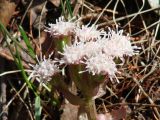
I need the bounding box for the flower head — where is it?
[30,53,59,82]
[60,40,86,64]
[45,16,75,37]
[60,38,102,64]
[75,24,104,41]
[44,16,138,77]
[105,27,135,57]
[84,53,117,76]
[60,26,137,76]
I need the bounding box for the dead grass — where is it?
[0,0,160,120]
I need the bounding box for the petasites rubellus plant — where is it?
[29,16,139,120]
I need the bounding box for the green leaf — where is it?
[60,0,65,17]
[15,43,37,94]
[60,0,73,18]
[0,21,35,59]
[35,96,42,120]
[19,26,35,59]
[66,0,73,18]
[0,21,38,95]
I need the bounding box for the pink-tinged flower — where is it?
[29,53,59,82]
[83,41,102,58]
[45,16,75,37]
[56,23,138,77]
[75,24,104,41]
[84,53,117,76]
[60,40,86,64]
[102,28,135,59]
[60,40,102,64]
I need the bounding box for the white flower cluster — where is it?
[75,24,103,41]
[45,16,75,37]
[29,53,59,82]
[35,16,138,81]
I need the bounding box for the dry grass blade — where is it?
[1,0,160,119]
[132,77,160,119]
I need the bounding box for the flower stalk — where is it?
[84,98,97,120]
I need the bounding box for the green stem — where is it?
[84,99,97,120]
[51,74,84,105]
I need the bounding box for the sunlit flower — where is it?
[29,53,59,82]
[45,16,75,37]
[60,40,86,64]
[84,53,117,76]
[84,41,102,58]
[44,16,138,77]
[75,24,104,41]
[60,39,102,64]
[103,27,135,59]
[60,26,137,76]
